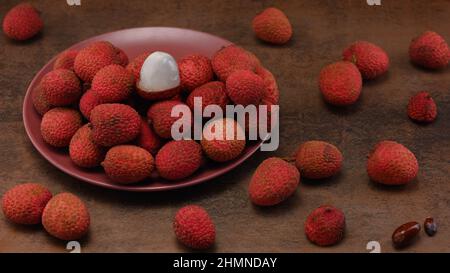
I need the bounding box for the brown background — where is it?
[1,0,450,253]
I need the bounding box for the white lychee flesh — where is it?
[138,51,180,93]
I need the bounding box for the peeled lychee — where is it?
[155,140,203,180]
[2,183,52,225]
[42,193,90,241]
[212,45,258,81]
[407,91,437,123]
[137,51,181,100]
[53,50,78,71]
[186,81,229,113]
[305,205,345,246]
[249,157,300,206]
[201,118,246,162]
[69,124,106,168]
[40,68,82,107]
[32,84,52,115]
[41,108,82,147]
[74,41,124,82]
[91,64,134,103]
[79,89,102,120]
[409,31,450,70]
[252,7,292,45]
[2,3,43,41]
[295,141,343,179]
[135,117,163,155]
[319,61,362,106]
[147,100,191,139]
[255,66,279,105]
[367,141,419,185]
[226,70,265,106]
[90,103,141,147]
[173,205,215,250]
[102,145,154,184]
[343,41,389,80]
[178,54,214,92]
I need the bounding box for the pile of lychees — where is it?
[33,40,279,185]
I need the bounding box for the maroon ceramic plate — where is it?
[23,27,264,192]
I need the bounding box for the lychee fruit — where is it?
[90,103,141,147]
[41,108,82,147]
[248,157,300,206]
[136,51,181,100]
[212,45,258,81]
[147,100,192,139]
[407,91,437,123]
[69,124,106,168]
[367,141,419,185]
[116,47,129,66]
[53,50,79,71]
[246,49,262,68]
[342,41,389,80]
[173,205,215,250]
[226,70,265,106]
[155,140,203,180]
[135,117,163,155]
[2,183,52,225]
[126,52,151,80]
[409,31,450,70]
[79,89,102,120]
[305,205,346,246]
[40,68,82,107]
[32,84,52,115]
[201,118,246,162]
[252,7,293,45]
[102,145,154,184]
[319,61,362,106]
[91,64,134,103]
[295,141,343,179]
[178,54,214,92]
[186,81,229,113]
[42,193,90,241]
[74,41,124,82]
[255,66,279,105]
[2,3,43,41]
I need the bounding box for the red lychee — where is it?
[2,183,52,225]
[407,91,437,123]
[2,3,43,41]
[252,7,293,45]
[305,205,346,246]
[367,141,419,185]
[173,205,215,250]
[409,31,449,70]
[249,157,300,206]
[155,140,203,180]
[343,41,389,80]
[178,54,214,92]
[226,70,265,106]
[319,61,362,106]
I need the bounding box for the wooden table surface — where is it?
[1,0,450,253]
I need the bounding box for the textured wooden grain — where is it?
[1,0,450,253]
